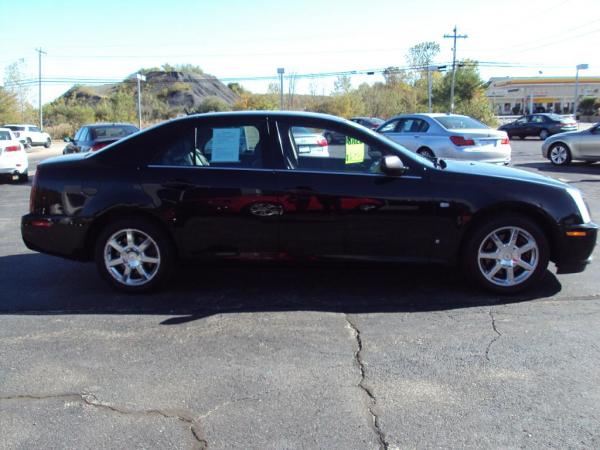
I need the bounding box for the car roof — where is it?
[3,124,36,127]
[387,113,471,120]
[0,127,15,133]
[82,122,138,127]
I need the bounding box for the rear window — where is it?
[434,116,488,130]
[547,114,567,122]
[366,118,384,126]
[91,126,138,139]
[0,131,12,140]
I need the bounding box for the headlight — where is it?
[566,187,591,223]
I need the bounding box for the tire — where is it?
[539,129,549,140]
[548,142,572,166]
[44,138,51,148]
[510,134,521,140]
[26,138,32,147]
[417,147,435,160]
[463,215,549,294]
[95,218,175,293]
[19,171,29,183]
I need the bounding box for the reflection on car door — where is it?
[578,127,600,158]
[275,120,435,261]
[142,118,280,257]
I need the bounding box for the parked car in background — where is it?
[0,128,28,182]
[22,112,596,295]
[324,117,384,144]
[3,124,52,148]
[542,122,600,165]
[350,117,384,130]
[290,127,329,157]
[498,114,577,140]
[63,123,139,154]
[377,113,511,164]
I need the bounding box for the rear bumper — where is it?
[21,214,89,261]
[553,222,598,274]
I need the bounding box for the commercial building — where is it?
[486,76,600,115]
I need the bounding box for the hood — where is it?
[441,159,568,189]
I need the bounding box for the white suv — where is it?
[3,124,52,148]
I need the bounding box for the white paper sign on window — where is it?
[211,128,241,162]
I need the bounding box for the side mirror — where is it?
[381,155,408,176]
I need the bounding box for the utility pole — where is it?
[136,73,146,129]
[427,66,434,113]
[443,26,467,113]
[277,68,285,110]
[35,48,47,130]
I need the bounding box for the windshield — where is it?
[91,126,138,139]
[434,116,489,130]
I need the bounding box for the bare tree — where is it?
[4,59,32,121]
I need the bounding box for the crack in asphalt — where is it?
[485,309,502,362]
[0,392,208,449]
[345,314,389,450]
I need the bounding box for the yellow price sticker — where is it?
[345,137,365,164]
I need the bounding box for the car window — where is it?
[378,120,398,133]
[74,128,83,141]
[515,117,527,125]
[0,131,12,140]
[286,125,393,174]
[434,116,488,129]
[152,124,263,168]
[79,128,90,142]
[91,126,138,139]
[532,116,545,123]
[30,126,41,133]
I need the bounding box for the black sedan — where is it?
[498,114,577,140]
[63,123,139,154]
[22,112,597,294]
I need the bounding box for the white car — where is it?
[377,113,511,165]
[290,127,330,157]
[3,124,52,148]
[0,128,29,182]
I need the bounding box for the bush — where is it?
[45,123,76,140]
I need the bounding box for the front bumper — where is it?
[21,214,89,260]
[553,222,598,274]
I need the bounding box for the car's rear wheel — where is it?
[417,147,435,160]
[549,143,572,166]
[463,215,549,294]
[44,138,51,148]
[95,218,174,293]
[18,171,28,183]
[539,129,550,140]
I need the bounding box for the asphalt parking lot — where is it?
[1,140,599,449]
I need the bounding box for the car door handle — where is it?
[286,187,315,195]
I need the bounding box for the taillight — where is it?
[316,137,327,147]
[501,137,510,145]
[29,168,39,213]
[91,142,109,151]
[450,136,475,146]
[5,145,21,152]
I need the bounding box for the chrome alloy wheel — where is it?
[549,145,569,164]
[103,229,161,286]
[477,226,539,287]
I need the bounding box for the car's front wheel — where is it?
[463,216,549,294]
[549,143,572,166]
[95,218,174,293]
[417,147,435,160]
[44,138,51,148]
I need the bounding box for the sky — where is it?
[1,0,599,106]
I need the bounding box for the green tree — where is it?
[195,96,231,113]
[4,59,33,121]
[0,87,19,123]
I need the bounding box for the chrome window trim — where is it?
[146,164,422,179]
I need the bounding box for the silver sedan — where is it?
[542,122,600,165]
[377,113,511,164]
